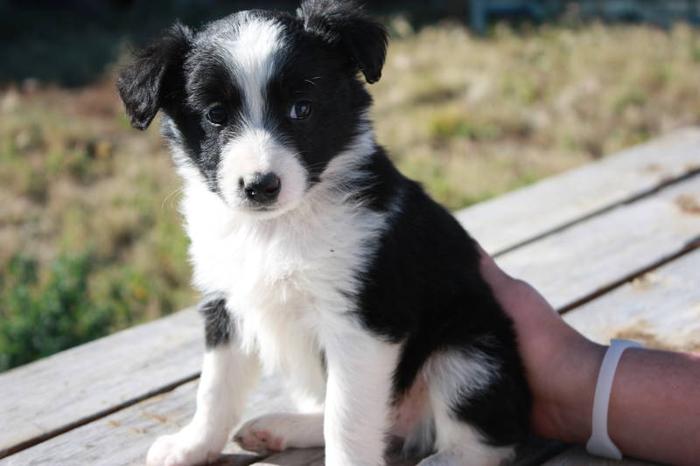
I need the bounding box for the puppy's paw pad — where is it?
[234,421,286,454]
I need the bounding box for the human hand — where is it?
[478,246,605,444]
[480,247,700,465]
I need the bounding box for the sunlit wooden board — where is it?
[498,175,700,311]
[0,308,202,457]
[457,127,700,254]
[565,247,700,352]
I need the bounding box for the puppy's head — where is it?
[117,0,387,217]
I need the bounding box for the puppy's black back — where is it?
[355,148,532,448]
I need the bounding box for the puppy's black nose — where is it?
[241,172,281,204]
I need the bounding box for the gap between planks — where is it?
[0,309,204,459]
[0,373,200,459]
[559,234,700,315]
[491,166,700,258]
[457,127,700,254]
[495,172,700,311]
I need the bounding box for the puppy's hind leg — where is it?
[234,412,324,454]
[420,348,526,466]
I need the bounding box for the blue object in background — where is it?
[468,0,700,34]
[469,0,549,34]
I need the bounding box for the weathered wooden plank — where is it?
[565,247,700,352]
[498,175,700,311]
[0,368,558,466]
[0,308,203,457]
[541,446,660,466]
[0,381,204,466]
[0,372,413,466]
[0,376,293,466]
[457,127,700,254]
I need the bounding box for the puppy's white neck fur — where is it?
[179,130,385,296]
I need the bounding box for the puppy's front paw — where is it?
[146,430,223,466]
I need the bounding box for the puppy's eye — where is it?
[289,100,312,120]
[206,104,228,126]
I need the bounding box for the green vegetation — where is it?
[1,254,107,370]
[4,20,700,370]
[0,85,195,371]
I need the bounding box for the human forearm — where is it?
[479,248,700,465]
[608,349,700,465]
[552,346,700,465]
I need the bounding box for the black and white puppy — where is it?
[117,1,531,465]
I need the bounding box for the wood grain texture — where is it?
[497,175,700,311]
[565,247,700,352]
[0,381,204,466]
[0,370,560,466]
[0,308,203,456]
[0,376,293,466]
[541,446,660,466]
[456,127,700,254]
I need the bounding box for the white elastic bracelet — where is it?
[586,339,643,460]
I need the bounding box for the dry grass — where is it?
[0,82,194,368]
[373,20,700,208]
[3,21,700,367]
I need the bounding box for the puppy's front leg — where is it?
[147,298,260,466]
[322,324,399,466]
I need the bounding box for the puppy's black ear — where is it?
[298,0,388,84]
[117,23,193,130]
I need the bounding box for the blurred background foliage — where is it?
[3,0,700,371]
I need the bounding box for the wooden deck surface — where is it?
[2,128,699,465]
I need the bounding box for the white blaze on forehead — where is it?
[223,15,284,126]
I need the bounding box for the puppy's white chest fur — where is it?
[181,166,388,395]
